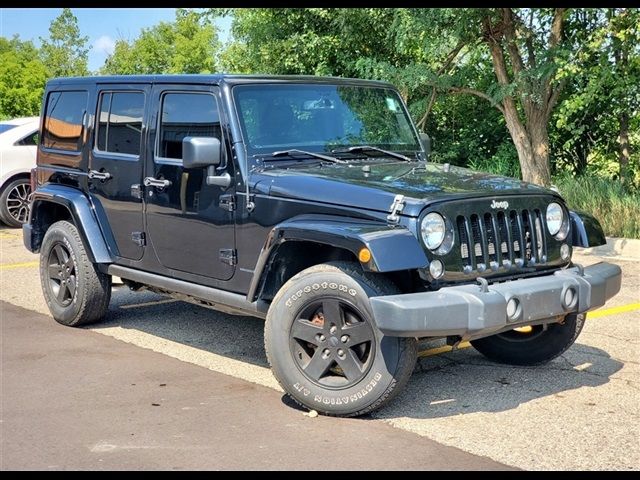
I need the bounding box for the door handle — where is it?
[88,170,112,181]
[143,177,172,188]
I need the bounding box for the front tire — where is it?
[470,314,585,366]
[265,262,417,417]
[39,220,111,326]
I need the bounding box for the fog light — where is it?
[429,260,444,279]
[562,287,577,310]
[561,243,570,261]
[506,297,521,321]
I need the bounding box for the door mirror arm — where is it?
[206,168,231,188]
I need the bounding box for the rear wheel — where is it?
[470,314,585,366]
[0,178,31,227]
[39,220,111,326]
[265,262,417,417]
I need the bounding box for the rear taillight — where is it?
[30,167,37,193]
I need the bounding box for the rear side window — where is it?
[42,91,87,151]
[96,91,145,156]
[15,131,39,146]
[157,92,221,161]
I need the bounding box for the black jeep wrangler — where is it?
[24,75,621,416]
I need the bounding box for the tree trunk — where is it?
[503,113,551,186]
[618,110,630,182]
[527,116,552,186]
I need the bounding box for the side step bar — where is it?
[107,265,268,319]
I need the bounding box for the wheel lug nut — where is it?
[318,334,325,342]
[337,349,345,357]
[322,348,330,358]
[341,335,349,343]
[329,325,337,334]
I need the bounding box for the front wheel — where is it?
[265,262,417,417]
[470,313,585,366]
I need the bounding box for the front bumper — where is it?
[369,262,622,339]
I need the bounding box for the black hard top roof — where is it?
[46,74,395,89]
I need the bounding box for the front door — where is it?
[88,84,149,260]
[144,84,236,281]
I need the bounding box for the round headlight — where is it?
[421,212,446,250]
[546,202,564,236]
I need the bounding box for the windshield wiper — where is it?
[265,149,347,164]
[333,145,413,162]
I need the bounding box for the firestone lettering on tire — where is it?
[311,372,382,405]
[285,282,357,308]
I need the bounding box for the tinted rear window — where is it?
[43,90,88,151]
[96,91,145,156]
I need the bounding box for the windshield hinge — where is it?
[387,194,405,224]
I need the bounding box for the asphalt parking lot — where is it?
[1,224,638,470]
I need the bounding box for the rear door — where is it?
[88,84,149,260]
[144,84,236,281]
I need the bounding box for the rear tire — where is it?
[470,314,585,366]
[265,261,417,417]
[0,177,31,227]
[39,220,111,326]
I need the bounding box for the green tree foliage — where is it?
[552,8,639,187]
[0,36,48,119]
[39,8,89,78]
[210,8,637,189]
[101,9,220,75]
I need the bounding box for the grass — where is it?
[552,174,640,239]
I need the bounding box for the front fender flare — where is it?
[27,184,115,263]
[570,210,606,248]
[247,214,428,301]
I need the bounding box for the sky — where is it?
[0,8,232,72]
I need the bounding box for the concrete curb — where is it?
[575,236,640,261]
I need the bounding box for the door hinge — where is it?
[219,248,237,266]
[130,184,142,200]
[131,232,146,247]
[219,194,236,212]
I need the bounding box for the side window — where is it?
[43,91,87,151]
[157,92,221,161]
[15,131,39,146]
[96,91,145,156]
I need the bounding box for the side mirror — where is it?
[182,136,221,169]
[182,136,230,188]
[419,132,431,160]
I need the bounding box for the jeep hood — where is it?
[254,162,551,217]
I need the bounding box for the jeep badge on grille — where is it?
[490,200,509,209]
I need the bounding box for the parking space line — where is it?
[588,302,640,319]
[0,261,39,270]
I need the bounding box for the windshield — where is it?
[233,84,421,157]
[0,124,18,135]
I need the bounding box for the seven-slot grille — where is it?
[456,209,546,271]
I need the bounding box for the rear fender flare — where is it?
[28,184,115,263]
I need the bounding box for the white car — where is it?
[0,117,40,227]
